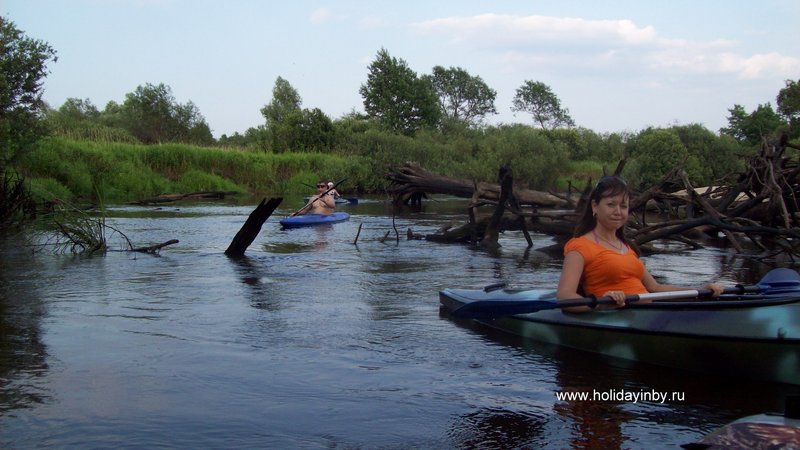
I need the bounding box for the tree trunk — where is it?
[225,197,283,258]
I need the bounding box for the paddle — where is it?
[448,267,800,319]
[289,178,346,217]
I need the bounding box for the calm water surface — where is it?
[1,197,798,449]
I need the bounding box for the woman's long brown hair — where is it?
[573,176,632,248]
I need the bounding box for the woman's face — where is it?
[591,191,629,231]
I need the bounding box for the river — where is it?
[1,197,797,449]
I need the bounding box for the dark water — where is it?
[1,197,797,449]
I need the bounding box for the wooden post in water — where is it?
[225,197,283,258]
[480,166,513,250]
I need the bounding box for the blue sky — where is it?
[4,0,799,138]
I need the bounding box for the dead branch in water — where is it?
[393,133,800,257]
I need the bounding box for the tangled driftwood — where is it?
[391,134,800,257]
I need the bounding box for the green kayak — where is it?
[440,268,800,385]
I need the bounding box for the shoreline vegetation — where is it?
[18,120,755,207]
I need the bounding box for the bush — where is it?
[27,177,74,203]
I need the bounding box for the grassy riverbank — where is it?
[18,133,606,205]
[18,137,376,204]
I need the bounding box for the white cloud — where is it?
[412,13,657,46]
[411,13,800,81]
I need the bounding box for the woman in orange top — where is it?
[556,176,723,311]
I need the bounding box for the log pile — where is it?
[392,135,800,257]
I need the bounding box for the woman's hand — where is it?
[602,290,626,307]
[704,283,724,297]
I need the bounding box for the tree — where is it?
[423,66,496,127]
[626,128,694,188]
[259,77,335,152]
[260,76,302,127]
[359,48,441,135]
[0,16,57,171]
[511,80,575,130]
[673,124,743,184]
[777,79,800,137]
[720,103,785,146]
[119,83,212,145]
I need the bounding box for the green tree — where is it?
[625,128,694,188]
[260,77,335,152]
[777,79,800,138]
[0,16,57,171]
[511,80,575,130]
[260,76,302,127]
[119,83,212,145]
[423,66,496,128]
[720,103,785,146]
[359,48,441,135]
[673,124,743,184]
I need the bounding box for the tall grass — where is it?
[18,126,634,204]
[18,137,376,203]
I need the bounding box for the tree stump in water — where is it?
[225,197,283,258]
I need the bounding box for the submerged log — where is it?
[225,197,283,258]
[133,191,240,205]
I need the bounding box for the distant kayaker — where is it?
[556,175,724,311]
[292,181,336,216]
[326,181,341,200]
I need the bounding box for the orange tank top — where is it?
[564,235,647,297]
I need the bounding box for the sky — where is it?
[3,0,799,139]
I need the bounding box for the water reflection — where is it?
[0,241,49,412]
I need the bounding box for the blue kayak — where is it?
[279,212,350,229]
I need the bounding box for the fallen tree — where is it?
[396,134,800,257]
[387,162,571,208]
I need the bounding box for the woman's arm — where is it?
[641,269,724,296]
[556,251,584,300]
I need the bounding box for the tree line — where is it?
[2,15,800,226]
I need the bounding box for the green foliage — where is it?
[359,48,441,135]
[0,16,57,172]
[261,76,302,126]
[511,80,575,130]
[777,79,800,138]
[27,177,74,203]
[46,100,139,143]
[546,127,625,163]
[423,65,497,127]
[720,103,786,146]
[625,128,699,188]
[259,77,336,153]
[673,124,745,183]
[175,169,243,193]
[476,125,569,189]
[118,83,214,145]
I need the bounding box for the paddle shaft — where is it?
[290,178,346,217]
[450,284,763,319]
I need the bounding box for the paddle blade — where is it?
[756,268,800,294]
[447,296,562,319]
